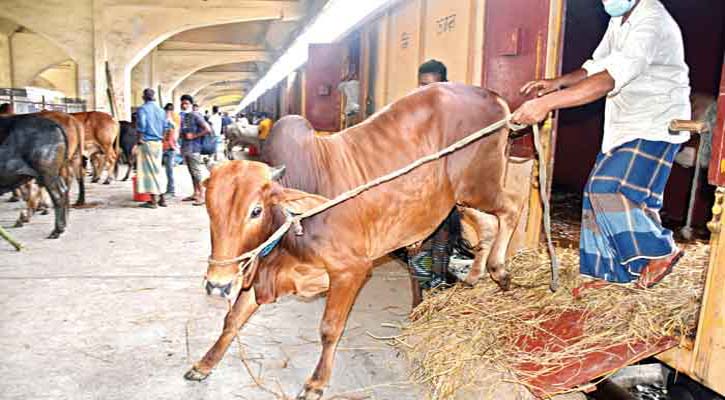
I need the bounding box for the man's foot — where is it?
[182,195,195,202]
[192,199,205,206]
[636,250,685,289]
[164,192,175,198]
[158,196,167,208]
[572,280,611,299]
[139,202,157,209]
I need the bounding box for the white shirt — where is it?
[582,0,691,153]
[209,114,222,136]
[337,80,361,115]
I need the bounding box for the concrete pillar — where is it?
[0,33,11,87]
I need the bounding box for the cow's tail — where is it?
[113,119,121,179]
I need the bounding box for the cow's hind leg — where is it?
[184,288,259,381]
[43,175,68,239]
[14,182,36,228]
[483,189,525,290]
[458,207,498,286]
[90,153,103,183]
[103,148,117,185]
[74,155,86,206]
[297,267,369,400]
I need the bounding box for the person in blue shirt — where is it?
[179,94,211,205]
[136,88,169,208]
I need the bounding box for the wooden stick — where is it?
[0,226,22,251]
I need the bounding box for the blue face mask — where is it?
[603,0,635,17]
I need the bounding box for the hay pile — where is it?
[391,241,709,399]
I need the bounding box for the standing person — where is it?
[338,68,361,128]
[179,94,211,206]
[221,112,233,135]
[408,60,451,290]
[208,105,224,161]
[512,0,690,290]
[257,113,274,141]
[418,59,447,87]
[162,103,179,197]
[135,88,168,209]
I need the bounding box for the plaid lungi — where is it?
[136,141,167,195]
[580,139,680,283]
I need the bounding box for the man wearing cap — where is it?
[512,0,690,290]
[135,88,169,208]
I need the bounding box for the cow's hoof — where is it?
[498,273,511,291]
[296,386,323,400]
[184,366,210,381]
[40,209,50,215]
[463,273,481,286]
[102,180,111,185]
[14,220,24,228]
[91,178,100,183]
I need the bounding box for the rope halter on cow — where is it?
[207,115,560,292]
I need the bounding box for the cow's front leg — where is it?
[297,269,368,400]
[184,287,259,381]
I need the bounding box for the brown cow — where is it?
[72,111,119,184]
[10,111,85,227]
[186,83,524,399]
[39,111,85,205]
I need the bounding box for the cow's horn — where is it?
[269,165,286,181]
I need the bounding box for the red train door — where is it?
[708,55,725,186]
[481,0,553,157]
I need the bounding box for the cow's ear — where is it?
[263,181,285,206]
[268,165,286,181]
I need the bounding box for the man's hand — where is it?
[184,132,196,140]
[520,78,561,97]
[511,97,553,126]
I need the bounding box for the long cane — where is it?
[0,225,22,251]
[669,119,709,240]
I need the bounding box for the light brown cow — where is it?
[186,83,524,399]
[72,111,119,184]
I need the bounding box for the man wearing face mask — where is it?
[512,0,691,290]
[179,94,212,206]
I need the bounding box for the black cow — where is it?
[118,120,139,181]
[0,115,69,238]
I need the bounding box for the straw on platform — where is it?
[388,240,709,399]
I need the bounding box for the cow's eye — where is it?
[250,205,263,219]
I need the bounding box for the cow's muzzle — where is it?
[205,279,233,298]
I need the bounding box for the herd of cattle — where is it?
[0,110,131,238]
[1,84,524,399]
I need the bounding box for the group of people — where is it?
[403,0,691,296]
[134,89,219,208]
[134,90,275,209]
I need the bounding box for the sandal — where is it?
[182,196,196,202]
[192,200,205,206]
[636,250,685,289]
